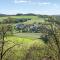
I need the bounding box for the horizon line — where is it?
[0,13,60,15]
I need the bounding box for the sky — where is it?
[0,0,60,15]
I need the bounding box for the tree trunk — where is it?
[0,33,5,60]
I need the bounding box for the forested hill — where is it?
[0,13,60,18]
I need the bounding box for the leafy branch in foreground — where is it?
[0,24,22,60]
[42,16,60,60]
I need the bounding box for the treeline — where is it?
[0,13,58,17]
[0,13,37,16]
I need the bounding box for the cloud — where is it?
[38,2,51,5]
[2,10,20,15]
[53,4,58,7]
[39,2,50,5]
[14,0,31,3]
[14,0,50,5]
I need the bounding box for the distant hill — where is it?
[16,13,37,16]
[0,14,7,16]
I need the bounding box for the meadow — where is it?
[3,36,47,60]
[0,15,60,60]
[0,15,45,24]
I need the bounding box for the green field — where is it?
[11,16,45,24]
[0,16,45,24]
[3,36,47,60]
[14,33,42,39]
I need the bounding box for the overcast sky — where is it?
[0,0,60,15]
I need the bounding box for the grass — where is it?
[10,16,36,18]
[3,36,47,60]
[5,36,45,47]
[24,17,45,24]
[14,33,42,39]
[0,16,45,24]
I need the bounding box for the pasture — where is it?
[14,33,42,39]
[0,15,45,24]
[3,36,47,60]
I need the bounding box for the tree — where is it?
[48,21,60,60]
[2,17,15,24]
[0,24,21,60]
[42,16,60,60]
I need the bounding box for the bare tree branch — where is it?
[2,43,22,58]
